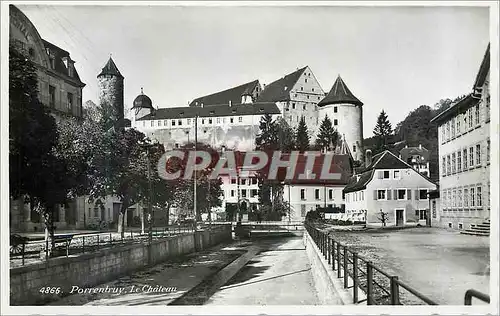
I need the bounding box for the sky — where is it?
[19,4,490,137]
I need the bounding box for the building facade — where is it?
[343,151,437,226]
[431,44,490,230]
[399,145,431,177]
[9,5,86,232]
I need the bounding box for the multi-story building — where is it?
[9,5,86,232]
[399,144,431,177]
[431,44,490,230]
[343,150,437,225]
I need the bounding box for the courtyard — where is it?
[322,225,490,305]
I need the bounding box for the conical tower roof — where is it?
[318,75,362,107]
[97,57,123,78]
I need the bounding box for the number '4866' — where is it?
[39,287,61,294]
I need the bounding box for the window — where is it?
[452,153,456,173]
[486,96,491,121]
[464,188,469,207]
[178,119,182,126]
[446,155,451,175]
[208,118,212,124]
[238,117,242,123]
[441,125,445,143]
[230,190,235,197]
[251,178,258,185]
[394,170,400,179]
[300,189,306,200]
[292,103,296,109]
[301,205,306,217]
[49,85,56,107]
[151,121,154,127]
[476,144,481,166]
[470,187,475,207]
[334,119,338,126]
[448,190,452,209]
[463,112,467,131]
[329,189,333,200]
[307,95,310,99]
[463,149,468,169]
[241,190,247,198]
[397,189,406,200]
[301,87,303,91]
[230,117,234,123]
[164,120,168,126]
[442,157,446,176]
[223,117,226,123]
[468,108,473,129]
[459,223,463,230]
[315,189,320,200]
[49,56,55,69]
[231,178,236,184]
[487,140,490,163]
[158,120,162,126]
[477,186,482,207]
[251,189,258,197]
[241,179,246,185]
[475,104,480,125]
[451,117,455,138]
[187,119,191,124]
[353,145,356,153]
[67,92,73,110]
[172,120,176,126]
[143,121,146,127]
[419,189,428,200]
[452,189,456,208]
[334,106,338,113]
[383,171,390,179]
[305,79,308,83]
[446,121,450,140]
[469,147,474,168]
[457,151,462,172]
[456,117,461,135]
[377,190,386,200]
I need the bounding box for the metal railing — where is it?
[305,221,438,305]
[10,224,200,267]
[464,289,490,305]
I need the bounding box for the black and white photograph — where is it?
[1,1,498,315]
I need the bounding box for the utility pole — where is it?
[147,146,153,244]
[193,114,198,225]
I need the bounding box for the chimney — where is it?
[365,149,372,167]
[62,56,74,77]
[229,100,232,107]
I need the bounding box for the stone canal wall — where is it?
[10,225,232,305]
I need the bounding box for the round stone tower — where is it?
[317,75,364,162]
[97,57,124,127]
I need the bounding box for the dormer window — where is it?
[232,109,236,114]
[209,110,215,115]
[259,108,264,112]
[284,86,288,91]
[179,112,184,116]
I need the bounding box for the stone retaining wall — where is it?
[10,225,232,305]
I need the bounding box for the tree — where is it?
[9,44,72,252]
[255,113,278,151]
[274,117,295,152]
[295,116,310,152]
[315,115,339,151]
[373,110,393,153]
[377,209,389,227]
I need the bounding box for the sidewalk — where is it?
[49,241,251,306]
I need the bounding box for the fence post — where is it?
[343,247,348,288]
[82,236,85,254]
[367,261,373,305]
[332,239,335,270]
[22,244,25,266]
[109,233,112,246]
[353,252,358,303]
[390,276,400,305]
[337,243,341,278]
[97,235,100,250]
[327,238,331,264]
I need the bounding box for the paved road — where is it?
[206,237,320,305]
[327,227,490,305]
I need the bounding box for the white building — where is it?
[343,150,437,226]
[399,145,431,177]
[431,44,490,231]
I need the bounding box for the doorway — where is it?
[395,209,405,226]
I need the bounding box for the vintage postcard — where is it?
[1,1,498,315]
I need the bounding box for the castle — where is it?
[101,64,366,161]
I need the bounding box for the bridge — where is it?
[204,221,305,238]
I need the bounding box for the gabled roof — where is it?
[137,102,280,121]
[189,80,260,107]
[430,94,478,124]
[399,146,430,162]
[257,66,307,102]
[42,39,85,87]
[473,43,490,89]
[318,75,363,107]
[97,57,123,78]
[344,150,436,193]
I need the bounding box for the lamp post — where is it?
[145,145,153,244]
[193,114,198,226]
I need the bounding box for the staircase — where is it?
[461,219,490,236]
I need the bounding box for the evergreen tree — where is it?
[315,115,339,151]
[373,110,393,152]
[296,116,310,152]
[255,113,277,150]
